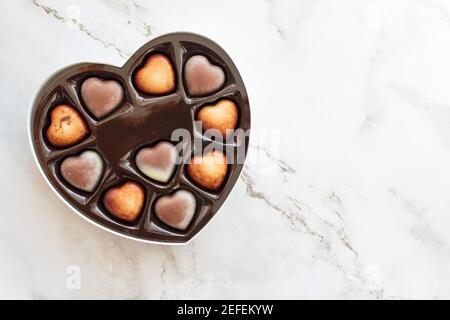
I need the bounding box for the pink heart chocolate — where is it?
[154,190,197,230]
[184,55,225,96]
[135,141,178,183]
[60,150,104,192]
[81,77,123,118]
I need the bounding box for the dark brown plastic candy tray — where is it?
[28,33,250,244]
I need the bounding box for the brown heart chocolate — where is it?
[103,181,145,222]
[46,104,89,147]
[60,150,104,192]
[197,99,238,136]
[184,55,225,96]
[154,189,197,230]
[81,77,123,119]
[30,33,250,244]
[187,150,228,190]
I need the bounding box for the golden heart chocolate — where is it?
[29,33,250,244]
[103,181,145,223]
[134,53,176,95]
[196,99,239,137]
[46,104,89,147]
[187,151,228,191]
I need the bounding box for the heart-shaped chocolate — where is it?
[184,55,225,96]
[134,53,175,95]
[30,33,250,244]
[135,141,177,183]
[60,150,104,192]
[81,77,123,119]
[188,150,228,190]
[103,181,145,222]
[197,99,238,136]
[154,190,197,230]
[46,104,89,147]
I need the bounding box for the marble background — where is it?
[1,0,450,299]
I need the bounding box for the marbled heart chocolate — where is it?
[29,33,250,244]
[135,141,177,183]
[60,150,104,192]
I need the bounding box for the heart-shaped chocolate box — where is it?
[29,33,250,244]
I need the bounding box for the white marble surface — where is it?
[1,0,450,299]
